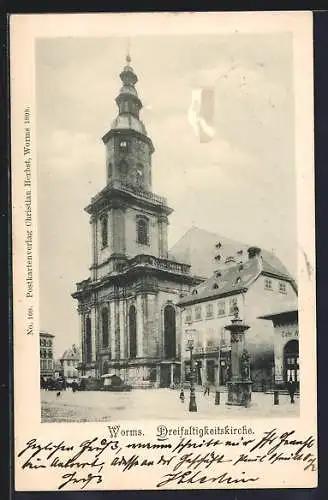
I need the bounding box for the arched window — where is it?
[107,162,113,180]
[129,305,137,359]
[101,308,109,348]
[85,316,92,363]
[164,305,176,359]
[136,164,144,188]
[137,218,149,246]
[101,216,108,248]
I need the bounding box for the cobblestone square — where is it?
[41,388,299,423]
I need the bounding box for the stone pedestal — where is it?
[225,309,252,407]
[226,380,252,407]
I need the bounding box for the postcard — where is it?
[11,11,317,491]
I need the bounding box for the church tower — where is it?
[72,55,201,388]
[85,54,171,280]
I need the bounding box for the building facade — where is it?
[72,55,200,388]
[259,303,299,388]
[178,247,298,390]
[60,344,80,381]
[39,331,55,379]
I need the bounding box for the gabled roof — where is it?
[169,226,294,281]
[178,256,261,305]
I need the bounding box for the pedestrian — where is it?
[286,376,296,404]
[204,383,210,396]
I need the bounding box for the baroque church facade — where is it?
[72,55,201,388]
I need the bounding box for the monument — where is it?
[224,302,252,407]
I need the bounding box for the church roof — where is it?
[169,226,294,281]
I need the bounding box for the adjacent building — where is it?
[258,301,299,388]
[39,331,55,379]
[60,344,80,381]
[177,247,298,390]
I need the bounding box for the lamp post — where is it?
[186,335,197,412]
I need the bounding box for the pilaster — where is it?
[136,294,143,357]
[114,300,120,359]
[110,300,116,359]
[119,299,126,359]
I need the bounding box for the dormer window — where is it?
[264,278,272,290]
[192,289,198,295]
[213,283,219,290]
[279,281,287,294]
[236,277,241,285]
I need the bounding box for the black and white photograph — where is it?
[37,32,301,422]
[12,12,317,491]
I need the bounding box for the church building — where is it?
[72,55,201,388]
[72,55,297,391]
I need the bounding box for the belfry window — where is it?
[119,140,128,152]
[137,217,149,246]
[101,216,108,248]
[107,162,113,180]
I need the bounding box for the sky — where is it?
[36,34,296,358]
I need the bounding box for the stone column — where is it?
[110,301,115,360]
[90,305,97,364]
[225,312,252,407]
[119,299,126,359]
[78,307,84,364]
[114,300,120,360]
[136,294,143,358]
[91,216,98,281]
[95,304,100,377]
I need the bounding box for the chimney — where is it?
[247,246,262,260]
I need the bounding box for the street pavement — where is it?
[41,387,299,423]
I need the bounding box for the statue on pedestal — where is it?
[240,349,250,380]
